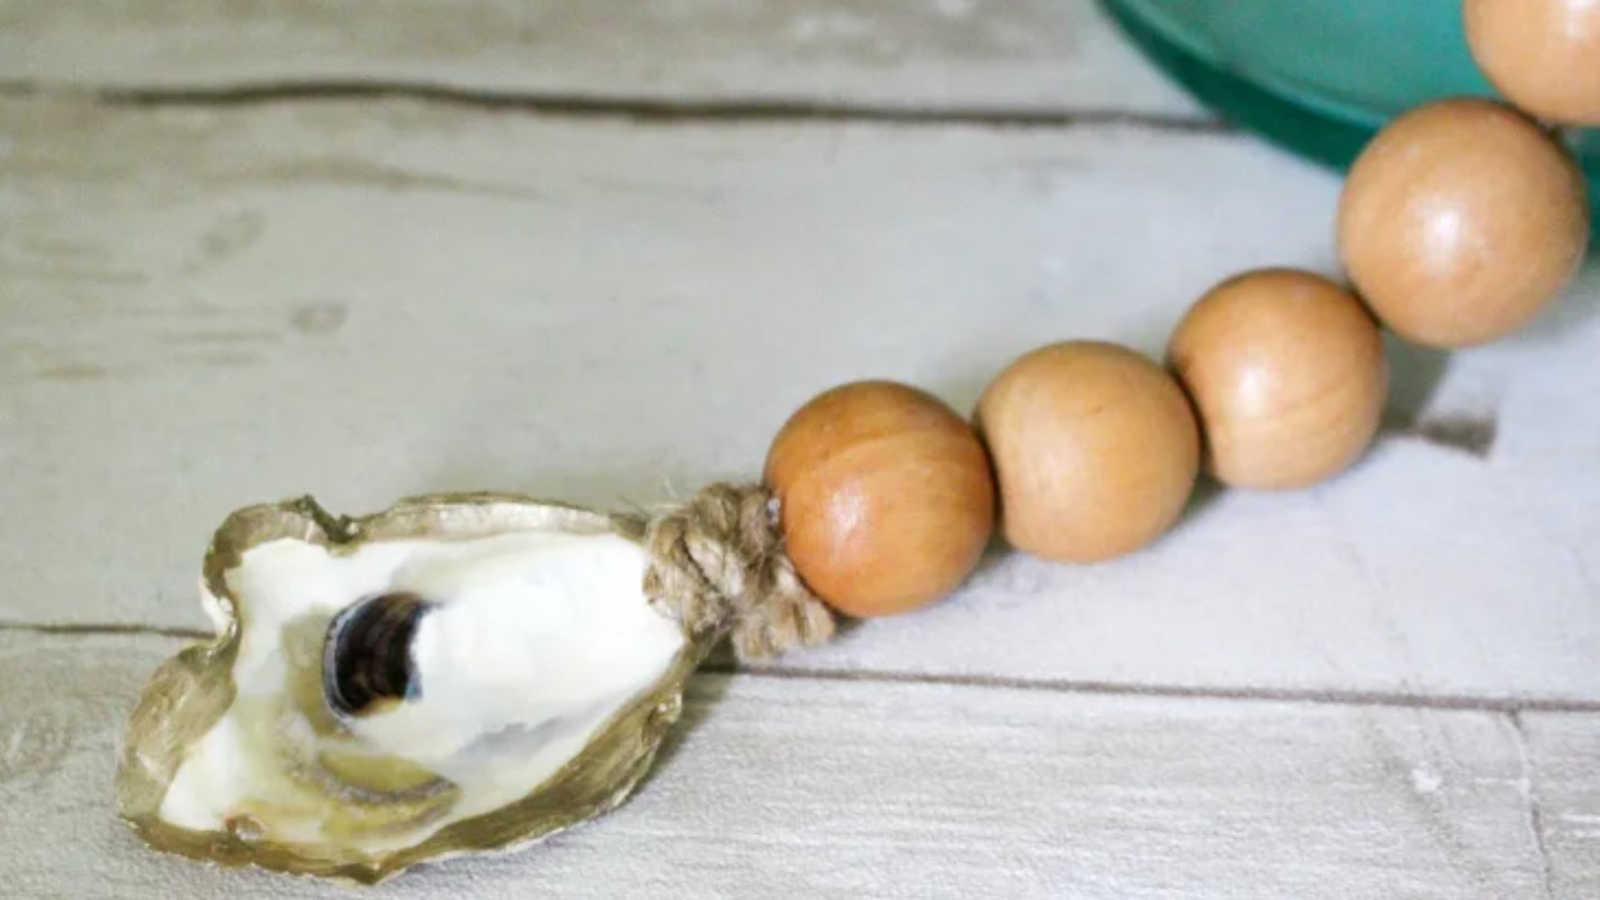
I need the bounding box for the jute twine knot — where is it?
[642,482,834,661]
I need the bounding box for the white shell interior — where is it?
[158,528,685,855]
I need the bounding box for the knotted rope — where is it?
[642,483,834,660]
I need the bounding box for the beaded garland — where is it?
[116,1,1596,882]
[774,1,1593,615]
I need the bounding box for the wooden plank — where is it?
[1,96,1597,701]
[1525,713,1600,897]
[0,0,1197,115]
[0,631,1569,897]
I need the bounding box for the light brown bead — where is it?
[1168,269,1389,490]
[1464,0,1600,125]
[976,341,1199,563]
[1337,98,1590,348]
[764,380,995,618]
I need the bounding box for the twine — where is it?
[642,483,834,660]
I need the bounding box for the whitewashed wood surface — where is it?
[1,1,1596,896]
[0,0,1196,115]
[0,631,1578,898]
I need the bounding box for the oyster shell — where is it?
[116,494,702,883]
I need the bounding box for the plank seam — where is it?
[5,620,1593,714]
[0,79,1229,132]
[702,662,1600,714]
[1507,710,1557,899]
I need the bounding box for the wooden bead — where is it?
[976,342,1199,563]
[1465,0,1600,125]
[1168,269,1388,490]
[764,380,995,618]
[1337,98,1590,348]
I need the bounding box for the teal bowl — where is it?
[1103,0,1600,237]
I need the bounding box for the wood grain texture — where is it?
[766,380,995,617]
[976,340,1200,563]
[1,631,1584,898]
[2,96,1597,701]
[0,0,1197,115]
[1336,99,1590,348]
[1167,269,1387,490]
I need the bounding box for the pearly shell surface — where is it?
[115,494,700,883]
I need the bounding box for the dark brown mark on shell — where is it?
[324,593,432,717]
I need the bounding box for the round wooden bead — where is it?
[1464,0,1600,125]
[764,380,995,618]
[1168,269,1388,490]
[1337,98,1590,348]
[976,341,1199,563]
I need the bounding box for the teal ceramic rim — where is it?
[1101,0,1600,238]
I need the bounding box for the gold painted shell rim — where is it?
[115,493,700,884]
